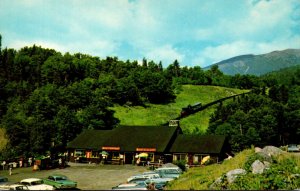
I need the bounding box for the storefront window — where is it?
[173,153,187,161]
[92,151,99,158]
[74,150,84,157]
[148,153,154,162]
[194,154,209,164]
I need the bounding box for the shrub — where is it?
[173,160,187,171]
[230,157,300,189]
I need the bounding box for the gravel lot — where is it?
[0,162,148,190]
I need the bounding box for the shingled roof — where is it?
[67,130,113,150]
[67,126,180,152]
[169,134,226,154]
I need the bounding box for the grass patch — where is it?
[167,149,300,190]
[167,148,254,190]
[112,85,248,133]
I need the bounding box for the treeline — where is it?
[207,70,300,151]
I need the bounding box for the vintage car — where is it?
[112,183,147,190]
[0,184,29,190]
[144,176,174,185]
[43,175,77,189]
[19,178,54,190]
[0,176,8,185]
[127,177,149,185]
[127,173,160,182]
[154,167,182,179]
[287,144,300,152]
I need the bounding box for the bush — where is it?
[173,160,187,171]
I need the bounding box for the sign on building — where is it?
[102,146,120,151]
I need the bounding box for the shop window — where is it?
[173,153,187,161]
[75,150,84,157]
[92,151,99,158]
[193,154,209,164]
[148,153,154,162]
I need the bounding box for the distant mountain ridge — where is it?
[204,49,300,76]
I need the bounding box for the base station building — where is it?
[67,124,231,165]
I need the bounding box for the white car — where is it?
[20,178,54,190]
[127,173,160,182]
[112,183,147,190]
[154,167,182,179]
[0,184,29,190]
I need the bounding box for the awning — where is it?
[201,155,210,165]
[100,151,109,156]
[138,153,148,158]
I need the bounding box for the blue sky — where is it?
[1,0,300,67]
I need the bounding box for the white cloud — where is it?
[1,0,299,68]
[145,45,185,66]
[193,35,300,67]
[7,38,120,58]
[194,0,297,42]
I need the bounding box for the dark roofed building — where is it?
[103,126,180,152]
[68,130,112,150]
[170,134,231,164]
[66,125,230,165]
[67,125,181,164]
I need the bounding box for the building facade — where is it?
[67,125,230,165]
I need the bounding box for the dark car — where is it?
[0,176,8,185]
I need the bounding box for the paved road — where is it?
[0,163,148,190]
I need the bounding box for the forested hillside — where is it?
[207,69,300,151]
[0,38,261,159]
[1,35,299,160]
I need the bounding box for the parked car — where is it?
[287,144,300,152]
[127,177,149,185]
[144,177,174,185]
[43,175,77,189]
[127,173,160,182]
[112,183,147,190]
[0,176,8,185]
[0,184,29,190]
[20,178,54,190]
[154,167,182,179]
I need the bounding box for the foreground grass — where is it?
[167,149,300,190]
[167,149,254,190]
[112,85,248,133]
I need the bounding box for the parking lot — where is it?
[0,162,148,190]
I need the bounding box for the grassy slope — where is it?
[112,85,248,133]
[167,149,254,190]
[167,149,300,190]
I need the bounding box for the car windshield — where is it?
[31,180,43,185]
[157,169,180,174]
[56,177,67,181]
[0,177,8,182]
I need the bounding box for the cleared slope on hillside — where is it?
[112,85,248,133]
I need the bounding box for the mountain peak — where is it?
[206,49,300,76]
